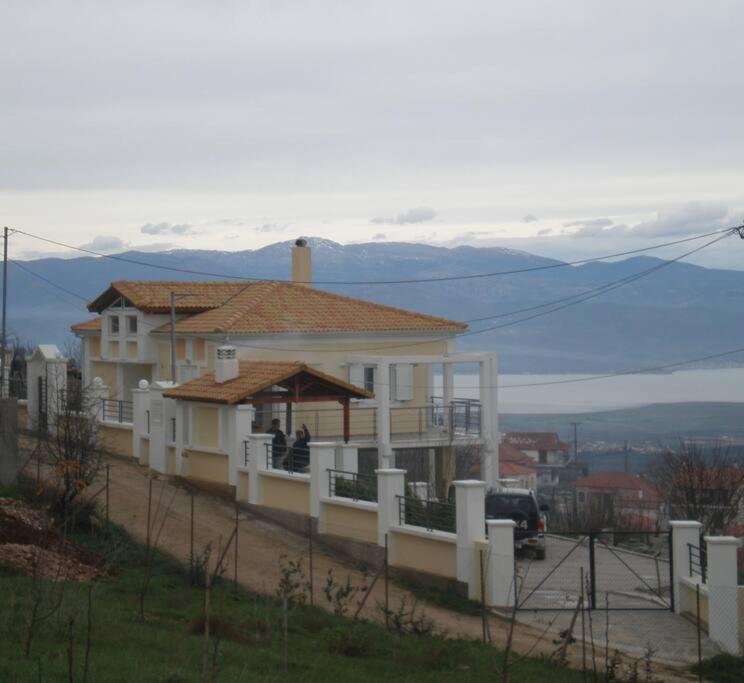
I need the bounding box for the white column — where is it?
[442,361,454,433]
[147,382,174,474]
[486,519,516,607]
[310,442,336,518]
[89,377,109,423]
[704,536,741,654]
[454,479,486,595]
[375,359,392,468]
[232,405,254,478]
[248,433,273,505]
[335,443,359,472]
[376,468,406,547]
[479,353,499,490]
[131,381,150,463]
[670,520,703,615]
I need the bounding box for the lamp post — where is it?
[170,292,193,383]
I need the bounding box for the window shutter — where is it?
[349,364,364,389]
[395,364,413,401]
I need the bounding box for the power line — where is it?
[9,224,741,286]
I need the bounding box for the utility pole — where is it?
[0,227,8,398]
[570,421,580,462]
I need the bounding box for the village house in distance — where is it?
[71,239,499,494]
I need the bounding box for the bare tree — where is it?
[649,441,744,534]
[41,383,103,520]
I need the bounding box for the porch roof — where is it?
[162,360,373,405]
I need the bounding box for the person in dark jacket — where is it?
[290,424,311,471]
[268,418,286,468]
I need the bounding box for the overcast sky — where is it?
[2,1,743,268]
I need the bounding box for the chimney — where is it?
[291,237,312,287]
[215,345,239,384]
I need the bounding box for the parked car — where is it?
[447,486,548,559]
[486,488,548,560]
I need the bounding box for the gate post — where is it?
[588,532,597,610]
[670,520,703,615]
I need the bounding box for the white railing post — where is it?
[131,380,150,464]
[335,443,359,472]
[229,405,254,487]
[376,468,406,547]
[248,434,273,505]
[454,479,486,597]
[670,520,703,615]
[309,442,336,518]
[704,536,741,654]
[486,519,516,607]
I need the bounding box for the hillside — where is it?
[8,238,744,372]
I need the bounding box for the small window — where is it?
[538,449,547,464]
[363,366,375,393]
[109,316,120,334]
[127,315,138,334]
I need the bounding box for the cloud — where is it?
[372,233,387,240]
[79,235,128,253]
[255,222,290,233]
[522,214,538,223]
[141,222,194,235]
[537,228,552,235]
[629,202,730,237]
[564,218,614,230]
[371,206,436,225]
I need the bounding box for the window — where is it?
[127,315,138,334]
[538,449,547,464]
[363,366,375,393]
[109,316,120,335]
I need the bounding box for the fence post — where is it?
[309,442,336,519]
[105,464,110,529]
[131,381,150,465]
[229,405,254,488]
[247,434,272,506]
[335,443,358,473]
[453,479,487,599]
[486,519,516,607]
[375,468,405,548]
[588,532,597,610]
[669,520,703,615]
[704,535,740,654]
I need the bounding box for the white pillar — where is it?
[376,468,405,547]
[89,377,109,423]
[704,536,741,654]
[454,479,486,595]
[248,433,273,505]
[174,400,185,474]
[375,360,392,468]
[131,381,150,464]
[670,520,703,615]
[486,519,516,607]
[231,405,254,484]
[309,442,336,518]
[147,382,175,474]
[335,443,358,472]
[442,361,454,433]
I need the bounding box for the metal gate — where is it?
[516,530,673,612]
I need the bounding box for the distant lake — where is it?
[439,368,744,414]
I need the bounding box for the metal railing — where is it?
[57,388,85,413]
[170,417,177,443]
[328,469,378,502]
[145,410,150,434]
[688,541,707,583]
[430,397,482,435]
[397,494,456,533]
[101,398,133,424]
[243,440,250,467]
[8,377,27,400]
[264,443,309,474]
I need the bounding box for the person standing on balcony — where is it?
[268,418,286,468]
[290,423,311,471]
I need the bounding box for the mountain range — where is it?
[7,237,744,373]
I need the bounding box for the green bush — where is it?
[693,653,744,683]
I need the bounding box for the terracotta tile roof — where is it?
[499,442,534,465]
[162,360,373,404]
[70,318,101,332]
[87,280,466,335]
[575,472,661,501]
[504,432,570,452]
[500,461,536,477]
[88,281,251,314]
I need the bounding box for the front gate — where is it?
[516,530,673,612]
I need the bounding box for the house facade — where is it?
[72,240,500,490]
[503,431,570,488]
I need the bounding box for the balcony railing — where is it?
[101,399,133,424]
[430,397,481,435]
[328,469,378,502]
[243,440,250,467]
[397,494,456,533]
[688,541,707,583]
[264,443,309,474]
